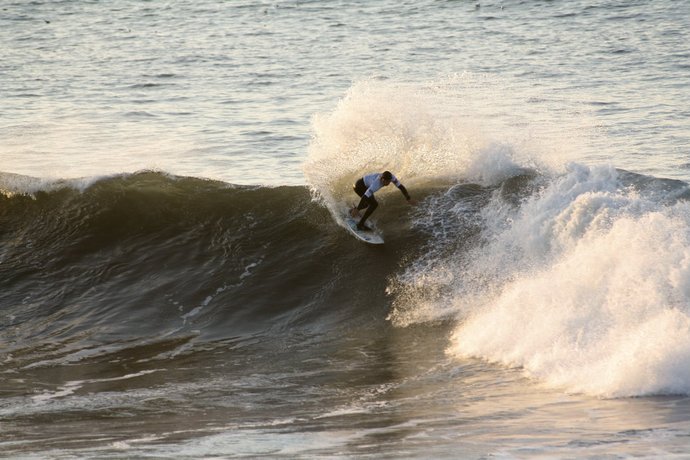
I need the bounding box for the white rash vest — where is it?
[362,172,403,198]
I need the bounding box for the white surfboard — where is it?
[344,213,384,245]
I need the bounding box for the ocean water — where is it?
[2,1,690,458]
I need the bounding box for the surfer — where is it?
[349,171,416,231]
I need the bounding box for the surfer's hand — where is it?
[349,207,360,217]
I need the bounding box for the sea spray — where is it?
[302,76,578,217]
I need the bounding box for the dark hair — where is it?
[382,171,393,181]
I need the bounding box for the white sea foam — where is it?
[394,162,690,397]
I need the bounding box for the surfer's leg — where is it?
[355,195,369,211]
[358,197,378,226]
[352,179,369,217]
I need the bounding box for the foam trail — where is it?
[398,163,690,396]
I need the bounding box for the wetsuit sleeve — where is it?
[392,178,411,200]
[398,184,411,200]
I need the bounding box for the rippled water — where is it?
[2,0,689,184]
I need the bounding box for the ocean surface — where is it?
[2,1,690,458]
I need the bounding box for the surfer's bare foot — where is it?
[356,222,372,232]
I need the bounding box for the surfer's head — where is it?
[381,171,392,185]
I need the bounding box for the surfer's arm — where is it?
[395,182,417,205]
[390,176,411,201]
[392,180,412,202]
[397,184,411,201]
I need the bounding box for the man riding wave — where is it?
[350,171,416,231]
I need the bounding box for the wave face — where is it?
[0,171,422,372]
